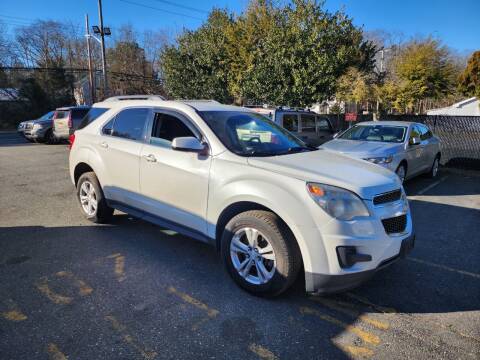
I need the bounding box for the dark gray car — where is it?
[23,111,56,143]
[52,106,90,141]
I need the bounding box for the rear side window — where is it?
[316,118,331,131]
[71,108,90,120]
[78,108,108,130]
[151,112,197,147]
[55,111,69,119]
[300,114,316,132]
[419,124,432,140]
[111,108,150,141]
[282,114,298,132]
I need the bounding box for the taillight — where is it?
[67,112,72,128]
[68,133,75,149]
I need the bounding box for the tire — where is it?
[427,156,440,178]
[221,210,302,297]
[44,129,56,145]
[76,172,113,223]
[395,163,407,184]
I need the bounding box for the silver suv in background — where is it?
[322,121,441,183]
[69,98,414,297]
[247,106,335,146]
[53,106,90,142]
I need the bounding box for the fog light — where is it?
[336,246,372,268]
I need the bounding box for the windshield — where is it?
[200,111,316,157]
[40,111,54,120]
[339,124,407,143]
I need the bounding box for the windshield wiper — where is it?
[281,146,317,154]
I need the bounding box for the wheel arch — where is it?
[213,199,309,276]
[74,162,94,186]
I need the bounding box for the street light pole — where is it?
[97,0,108,97]
[85,14,95,104]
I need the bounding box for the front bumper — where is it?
[308,233,415,294]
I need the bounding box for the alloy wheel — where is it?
[396,166,406,183]
[79,180,97,216]
[230,227,276,285]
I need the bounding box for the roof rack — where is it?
[179,99,220,104]
[103,95,165,102]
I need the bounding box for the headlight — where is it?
[33,123,44,129]
[306,183,370,221]
[364,155,393,164]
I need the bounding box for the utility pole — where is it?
[98,0,108,97]
[85,14,95,104]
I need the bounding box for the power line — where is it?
[150,0,209,14]
[117,0,204,21]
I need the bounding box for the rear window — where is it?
[78,108,109,130]
[71,108,90,120]
[55,111,69,119]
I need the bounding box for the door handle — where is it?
[100,141,108,148]
[143,154,157,162]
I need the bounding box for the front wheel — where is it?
[395,163,407,184]
[221,210,301,297]
[76,172,113,223]
[44,129,56,144]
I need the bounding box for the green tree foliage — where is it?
[161,10,235,103]
[458,51,480,98]
[161,0,376,106]
[391,39,459,112]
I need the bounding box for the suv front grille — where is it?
[373,189,402,205]
[25,123,33,130]
[382,214,407,234]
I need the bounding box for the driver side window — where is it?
[409,125,421,143]
[151,112,197,148]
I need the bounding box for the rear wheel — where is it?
[427,156,440,178]
[221,210,301,297]
[76,172,113,223]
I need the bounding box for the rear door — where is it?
[405,124,426,176]
[418,124,437,169]
[97,107,151,207]
[139,109,211,235]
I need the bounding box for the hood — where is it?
[247,149,401,199]
[321,139,404,158]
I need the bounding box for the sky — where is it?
[1,0,479,53]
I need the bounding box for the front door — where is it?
[139,110,211,235]
[405,124,426,176]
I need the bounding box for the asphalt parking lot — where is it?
[1,131,479,360]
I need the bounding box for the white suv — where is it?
[69,97,414,297]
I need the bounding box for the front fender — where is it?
[207,177,325,275]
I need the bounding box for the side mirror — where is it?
[409,137,420,146]
[172,136,208,155]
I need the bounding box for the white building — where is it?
[427,97,480,116]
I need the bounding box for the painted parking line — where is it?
[46,343,67,360]
[410,176,449,197]
[36,271,94,305]
[107,253,126,282]
[344,293,397,314]
[311,297,390,330]
[335,343,374,358]
[300,306,381,346]
[167,286,219,318]
[1,300,27,322]
[407,257,480,279]
[248,343,278,360]
[105,315,158,360]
